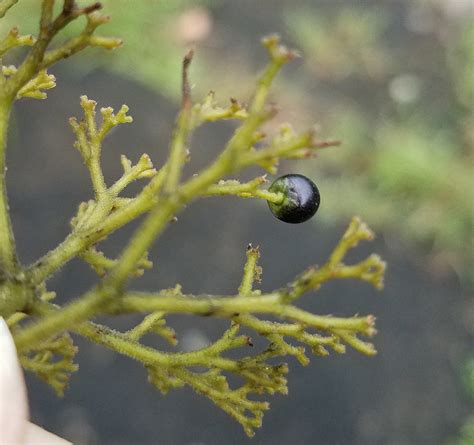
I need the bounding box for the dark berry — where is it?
[267,174,320,224]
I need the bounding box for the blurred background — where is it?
[1,0,473,444]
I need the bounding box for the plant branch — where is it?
[22,36,339,288]
[100,38,300,291]
[0,0,19,18]
[15,217,382,355]
[0,27,35,57]
[5,1,118,100]
[0,10,389,435]
[163,50,194,194]
[205,176,284,204]
[0,98,17,275]
[27,300,349,436]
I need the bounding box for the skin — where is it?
[267,174,320,223]
[0,318,71,445]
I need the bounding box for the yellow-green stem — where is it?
[117,293,373,333]
[0,0,19,18]
[0,98,17,275]
[14,286,107,352]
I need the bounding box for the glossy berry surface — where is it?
[267,174,320,224]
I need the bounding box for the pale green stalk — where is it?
[0,97,16,275]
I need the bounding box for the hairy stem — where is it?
[116,293,374,334]
[0,98,17,275]
[14,286,107,352]
[15,289,373,354]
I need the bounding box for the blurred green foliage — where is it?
[286,7,390,81]
[447,357,474,445]
[1,1,472,284]
[0,0,214,97]
[462,357,474,400]
[283,3,473,285]
[449,418,474,445]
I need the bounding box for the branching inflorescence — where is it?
[0,1,386,437]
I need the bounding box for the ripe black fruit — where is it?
[267,174,320,224]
